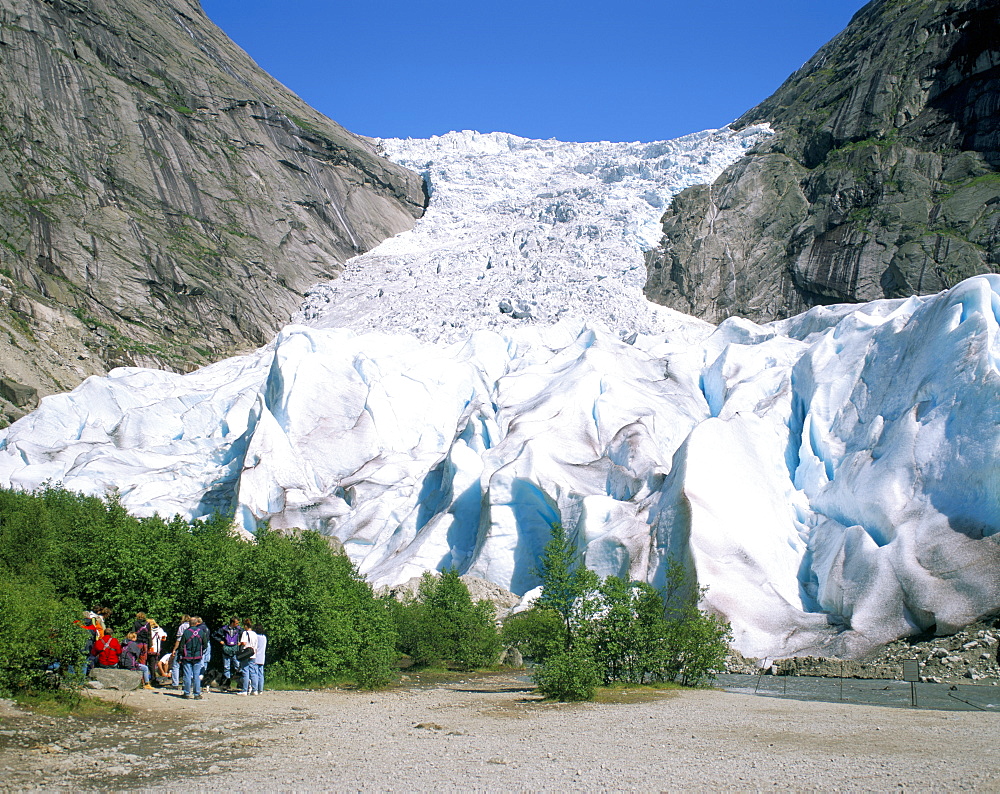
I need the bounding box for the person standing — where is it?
[214,618,241,689]
[79,613,101,672]
[193,617,212,694]
[178,617,206,700]
[169,615,190,689]
[146,620,167,685]
[238,620,259,695]
[251,624,267,695]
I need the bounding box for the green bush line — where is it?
[0,486,397,694]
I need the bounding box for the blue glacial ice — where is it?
[2,276,1000,659]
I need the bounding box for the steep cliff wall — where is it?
[0,0,425,419]
[645,0,1000,323]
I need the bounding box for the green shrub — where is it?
[500,607,563,661]
[0,577,87,695]
[390,568,501,670]
[656,560,732,687]
[533,643,601,701]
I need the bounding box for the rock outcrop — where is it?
[645,0,1000,323]
[731,620,1000,684]
[0,0,425,421]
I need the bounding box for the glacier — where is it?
[1,127,998,660]
[2,277,1000,659]
[297,127,770,341]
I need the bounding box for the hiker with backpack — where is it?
[169,615,191,689]
[178,616,207,699]
[120,631,154,689]
[238,619,260,695]
[214,617,242,689]
[91,631,122,669]
[193,617,212,691]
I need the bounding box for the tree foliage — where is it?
[0,485,397,692]
[523,523,732,700]
[389,569,501,671]
[0,576,88,694]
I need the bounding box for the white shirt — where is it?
[253,634,267,665]
[240,629,259,653]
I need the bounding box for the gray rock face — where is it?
[645,0,1000,323]
[0,0,425,418]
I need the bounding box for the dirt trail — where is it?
[2,675,999,791]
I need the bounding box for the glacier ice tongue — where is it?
[3,276,1000,659]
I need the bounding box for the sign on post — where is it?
[902,659,920,707]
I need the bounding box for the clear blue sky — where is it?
[201,0,867,143]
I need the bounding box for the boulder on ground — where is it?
[88,668,142,691]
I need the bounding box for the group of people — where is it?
[80,609,267,699]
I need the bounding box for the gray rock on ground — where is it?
[87,668,143,691]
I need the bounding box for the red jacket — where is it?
[92,634,121,667]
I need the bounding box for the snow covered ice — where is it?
[2,128,999,660]
[297,127,769,341]
[3,275,1000,659]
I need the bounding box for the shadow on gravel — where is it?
[718,674,1000,712]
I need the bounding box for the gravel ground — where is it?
[2,673,1000,791]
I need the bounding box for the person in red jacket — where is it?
[92,632,122,668]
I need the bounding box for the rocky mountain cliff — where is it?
[644,0,1000,323]
[0,0,425,420]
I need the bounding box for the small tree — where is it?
[393,569,501,670]
[532,523,601,700]
[657,559,732,686]
[536,522,599,649]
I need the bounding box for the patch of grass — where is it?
[14,689,130,718]
[593,681,685,704]
[390,666,495,689]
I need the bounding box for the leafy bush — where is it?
[500,607,563,661]
[0,577,88,694]
[390,569,501,670]
[533,642,601,701]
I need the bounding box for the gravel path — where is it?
[3,674,999,791]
